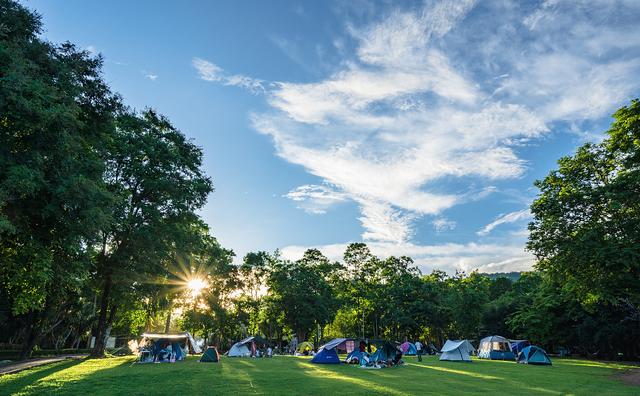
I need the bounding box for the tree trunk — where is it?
[19,312,41,360]
[164,308,172,333]
[90,275,112,358]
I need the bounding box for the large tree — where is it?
[0,0,118,358]
[90,110,212,357]
[528,99,640,358]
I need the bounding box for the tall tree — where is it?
[528,99,640,358]
[0,0,118,358]
[90,110,212,357]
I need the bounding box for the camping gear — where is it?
[439,340,475,362]
[200,346,220,363]
[137,332,201,363]
[517,345,552,365]
[510,340,531,357]
[296,341,314,355]
[400,341,417,355]
[477,335,516,360]
[227,336,267,357]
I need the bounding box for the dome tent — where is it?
[510,340,531,357]
[478,335,515,360]
[296,341,314,354]
[369,340,400,363]
[400,341,417,355]
[311,338,365,364]
[517,345,552,365]
[227,336,267,357]
[200,346,220,362]
[439,340,475,362]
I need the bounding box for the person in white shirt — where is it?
[415,340,423,362]
[266,346,273,358]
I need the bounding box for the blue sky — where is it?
[26,0,640,274]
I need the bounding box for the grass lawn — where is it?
[0,355,637,395]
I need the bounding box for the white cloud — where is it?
[280,241,533,275]
[477,209,532,236]
[432,217,456,233]
[196,0,640,272]
[145,74,158,81]
[284,184,347,214]
[192,57,265,94]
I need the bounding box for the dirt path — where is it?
[617,368,640,386]
[0,354,87,376]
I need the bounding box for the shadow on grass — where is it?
[0,359,84,395]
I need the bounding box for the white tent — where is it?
[440,339,475,362]
[227,342,251,357]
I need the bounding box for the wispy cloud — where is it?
[145,74,158,81]
[196,0,640,272]
[192,57,265,94]
[284,184,348,214]
[477,209,532,236]
[432,218,456,233]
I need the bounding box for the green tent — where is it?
[200,346,220,363]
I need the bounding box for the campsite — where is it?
[1,354,638,395]
[1,0,640,394]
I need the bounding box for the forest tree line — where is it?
[1,0,638,361]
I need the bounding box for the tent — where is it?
[345,349,369,364]
[138,332,201,363]
[369,340,401,364]
[227,343,251,357]
[439,340,475,362]
[510,340,531,357]
[227,336,267,357]
[478,335,516,360]
[311,338,362,364]
[200,346,220,363]
[517,346,552,365]
[400,341,417,355]
[311,348,341,364]
[296,341,314,355]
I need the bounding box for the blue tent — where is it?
[517,346,552,365]
[400,342,417,355]
[370,341,400,363]
[510,340,530,357]
[478,335,516,360]
[345,349,368,364]
[311,348,340,364]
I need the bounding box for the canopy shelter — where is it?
[138,332,201,363]
[200,346,220,363]
[296,341,314,355]
[440,340,475,362]
[227,336,268,357]
[400,341,417,355]
[510,340,531,357]
[478,335,515,360]
[517,345,552,365]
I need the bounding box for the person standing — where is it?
[415,340,423,362]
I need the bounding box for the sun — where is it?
[187,277,207,297]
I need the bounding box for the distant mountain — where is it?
[479,272,522,281]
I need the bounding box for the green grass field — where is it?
[0,355,637,395]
